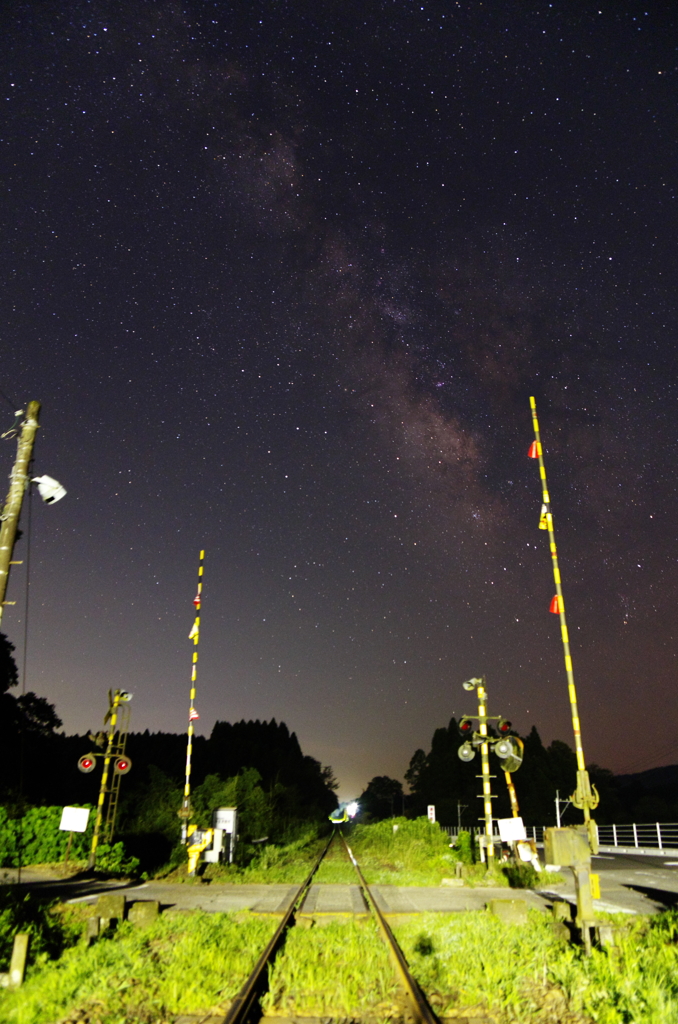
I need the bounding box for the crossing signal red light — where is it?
[113,756,132,775]
[497,719,512,735]
[77,754,96,773]
[458,717,473,738]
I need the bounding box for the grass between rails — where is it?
[0,911,278,1024]
[393,909,678,1024]
[262,917,403,1020]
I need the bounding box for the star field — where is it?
[0,1,676,798]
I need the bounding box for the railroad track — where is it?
[214,827,439,1024]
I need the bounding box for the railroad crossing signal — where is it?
[457,717,473,738]
[79,689,133,869]
[456,716,522,769]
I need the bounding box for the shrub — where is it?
[453,829,475,864]
[0,806,93,867]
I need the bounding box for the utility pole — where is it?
[555,790,571,828]
[0,402,40,626]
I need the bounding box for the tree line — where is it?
[359,718,676,826]
[0,634,338,866]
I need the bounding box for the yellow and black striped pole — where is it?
[180,550,204,841]
[87,689,122,869]
[529,398,598,822]
[476,680,495,864]
[504,770,520,818]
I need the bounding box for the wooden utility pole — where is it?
[0,402,40,626]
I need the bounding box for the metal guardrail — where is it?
[443,822,678,855]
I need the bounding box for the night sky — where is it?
[1,1,676,800]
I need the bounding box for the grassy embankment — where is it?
[0,901,278,1024]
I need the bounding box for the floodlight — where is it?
[462,677,482,691]
[31,475,66,504]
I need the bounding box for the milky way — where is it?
[0,2,676,797]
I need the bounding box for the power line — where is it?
[0,384,18,413]
[614,742,678,776]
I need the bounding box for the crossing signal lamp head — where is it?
[77,754,96,773]
[497,719,512,736]
[494,737,514,759]
[113,756,132,775]
[458,741,476,762]
[495,736,524,773]
[457,717,474,739]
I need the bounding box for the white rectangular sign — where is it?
[59,807,90,833]
[427,804,436,823]
[497,816,527,842]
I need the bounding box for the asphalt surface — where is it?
[4,851,678,917]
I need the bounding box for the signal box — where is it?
[544,826,591,867]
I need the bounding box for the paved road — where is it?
[6,851,678,918]
[534,851,678,916]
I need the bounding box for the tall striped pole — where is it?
[179,550,204,841]
[476,680,495,864]
[528,398,598,822]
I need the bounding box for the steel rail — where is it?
[220,830,335,1024]
[339,831,440,1024]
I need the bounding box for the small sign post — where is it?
[497,816,526,843]
[59,806,90,864]
[427,805,436,823]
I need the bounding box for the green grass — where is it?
[161,826,328,885]
[262,917,402,1019]
[394,909,678,1024]
[0,911,278,1024]
[156,819,561,890]
[3,889,678,1024]
[344,817,466,886]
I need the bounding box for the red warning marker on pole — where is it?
[193,593,201,608]
[528,441,539,459]
[549,595,562,614]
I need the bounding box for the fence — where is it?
[442,823,678,856]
